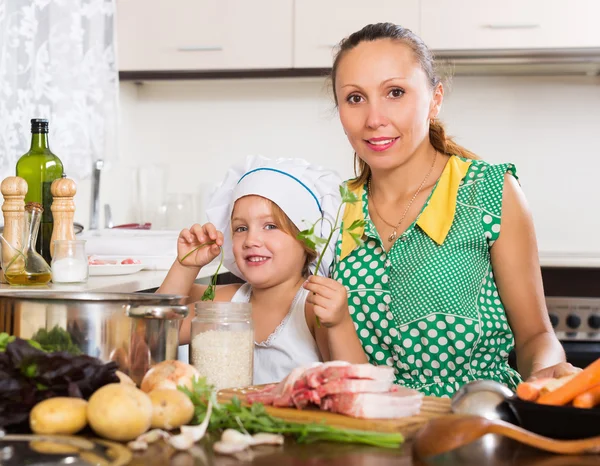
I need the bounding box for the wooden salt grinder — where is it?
[50,177,77,258]
[1,176,28,283]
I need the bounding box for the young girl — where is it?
[158,156,367,384]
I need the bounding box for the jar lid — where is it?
[194,301,252,322]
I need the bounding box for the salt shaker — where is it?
[50,176,77,258]
[1,177,27,284]
[51,239,88,284]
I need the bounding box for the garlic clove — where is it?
[136,429,171,444]
[250,433,284,446]
[213,440,250,455]
[169,433,195,451]
[179,401,212,442]
[220,429,253,446]
[127,440,148,451]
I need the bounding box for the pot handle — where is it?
[125,304,189,320]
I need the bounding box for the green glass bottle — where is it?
[16,119,64,264]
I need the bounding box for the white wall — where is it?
[74,75,600,258]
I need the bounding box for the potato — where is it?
[149,389,195,430]
[141,360,200,394]
[29,397,88,435]
[87,383,153,441]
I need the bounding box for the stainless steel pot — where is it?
[0,291,188,385]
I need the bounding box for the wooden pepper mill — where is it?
[50,176,77,258]
[1,176,28,283]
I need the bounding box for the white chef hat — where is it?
[205,155,342,281]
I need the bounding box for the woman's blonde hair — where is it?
[329,22,479,189]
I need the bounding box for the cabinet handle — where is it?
[177,46,223,52]
[481,23,540,30]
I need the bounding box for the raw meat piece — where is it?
[320,363,395,384]
[121,258,142,265]
[291,388,321,409]
[316,378,393,399]
[246,363,322,407]
[322,387,423,419]
[298,361,351,389]
[245,384,279,405]
[88,255,117,265]
[273,363,322,407]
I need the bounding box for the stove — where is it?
[546,297,600,367]
[547,297,600,341]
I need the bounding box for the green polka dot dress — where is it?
[332,156,523,398]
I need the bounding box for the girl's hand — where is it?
[304,276,350,328]
[527,362,582,381]
[177,223,223,268]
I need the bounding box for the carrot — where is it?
[537,358,600,406]
[516,377,554,401]
[539,373,577,396]
[573,384,600,409]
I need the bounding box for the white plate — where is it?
[88,255,175,271]
[88,263,144,276]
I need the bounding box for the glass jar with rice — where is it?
[190,302,253,390]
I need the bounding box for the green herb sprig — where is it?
[180,377,403,448]
[297,184,365,326]
[179,241,224,301]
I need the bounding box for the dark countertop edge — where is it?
[119,68,331,81]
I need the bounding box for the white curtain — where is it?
[0,0,118,181]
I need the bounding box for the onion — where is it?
[140,360,200,393]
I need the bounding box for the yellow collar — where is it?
[340,156,472,261]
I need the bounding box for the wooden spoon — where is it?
[413,414,600,459]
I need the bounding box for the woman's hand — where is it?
[527,362,582,381]
[177,223,223,269]
[304,276,351,328]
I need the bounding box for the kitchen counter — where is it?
[0,262,227,294]
[127,435,592,466]
[539,252,600,268]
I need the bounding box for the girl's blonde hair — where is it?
[329,22,479,189]
[269,200,318,277]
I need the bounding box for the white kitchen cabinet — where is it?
[116,0,293,71]
[421,0,600,50]
[293,0,421,68]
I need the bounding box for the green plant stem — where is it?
[201,247,224,301]
[311,203,344,328]
[312,203,344,280]
[179,241,217,264]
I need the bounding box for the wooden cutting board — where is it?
[218,385,452,440]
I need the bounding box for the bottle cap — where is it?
[30,119,49,133]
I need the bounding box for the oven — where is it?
[546,296,600,368]
[507,267,600,370]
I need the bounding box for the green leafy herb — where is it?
[178,241,224,302]
[1,332,42,353]
[180,377,403,448]
[0,333,15,351]
[30,326,81,355]
[297,183,365,326]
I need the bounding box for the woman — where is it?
[323,22,577,396]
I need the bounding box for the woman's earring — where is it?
[430,118,435,125]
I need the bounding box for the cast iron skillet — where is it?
[503,397,600,440]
